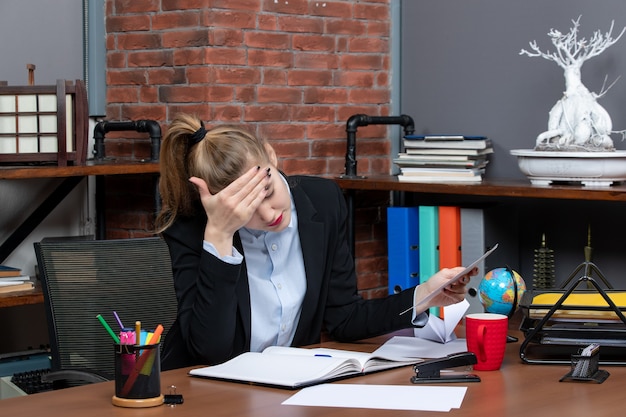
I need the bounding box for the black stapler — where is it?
[411,352,481,384]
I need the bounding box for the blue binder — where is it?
[387,207,420,294]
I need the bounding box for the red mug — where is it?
[465,313,508,371]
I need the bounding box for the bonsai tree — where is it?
[520,17,626,151]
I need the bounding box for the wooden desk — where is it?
[1,329,623,416]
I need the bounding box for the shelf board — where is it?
[0,284,43,309]
[0,159,160,180]
[333,175,626,202]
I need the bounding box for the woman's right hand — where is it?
[189,166,270,256]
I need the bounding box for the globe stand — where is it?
[506,271,519,343]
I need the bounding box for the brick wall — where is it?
[103,0,393,297]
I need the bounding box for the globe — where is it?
[478,267,527,316]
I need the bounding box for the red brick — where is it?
[355,3,389,21]
[348,37,388,53]
[205,48,247,65]
[173,48,206,66]
[304,87,348,104]
[107,15,151,32]
[120,105,167,122]
[308,1,352,18]
[348,88,390,105]
[292,34,335,52]
[152,11,201,30]
[340,54,384,71]
[117,33,162,50]
[325,19,367,36]
[281,158,327,175]
[277,16,324,33]
[206,10,256,29]
[311,139,344,156]
[161,0,206,10]
[147,68,187,84]
[210,28,245,46]
[212,105,243,121]
[248,50,293,68]
[262,69,288,85]
[210,0,262,12]
[235,86,256,102]
[107,70,147,85]
[305,123,344,140]
[295,53,339,70]
[257,87,302,103]
[244,105,289,122]
[107,87,139,103]
[215,68,261,84]
[128,51,174,67]
[114,0,159,14]
[263,0,308,14]
[162,30,210,48]
[289,105,335,122]
[107,52,126,69]
[259,123,306,140]
[272,141,310,158]
[287,70,333,86]
[140,86,159,103]
[245,32,290,49]
[336,71,375,87]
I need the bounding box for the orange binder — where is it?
[438,206,462,268]
[437,206,462,318]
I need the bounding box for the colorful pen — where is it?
[113,311,124,329]
[135,320,141,346]
[96,314,120,344]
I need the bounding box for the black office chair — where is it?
[34,236,178,388]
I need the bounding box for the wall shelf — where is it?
[333,176,626,202]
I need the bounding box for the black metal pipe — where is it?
[343,114,415,179]
[93,119,162,161]
[340,114,415,257]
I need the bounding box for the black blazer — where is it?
[161,175,419,370]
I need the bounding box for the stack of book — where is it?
[0,265,34,294]
[393,135,493,183]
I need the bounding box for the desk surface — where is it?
[1,328,624,416]
[0,159,160,180]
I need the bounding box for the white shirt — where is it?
[238,198,306,352]
[203,177,306,352]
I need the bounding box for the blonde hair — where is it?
[156,113,271,232]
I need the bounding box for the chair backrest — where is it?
[34,237,177,379]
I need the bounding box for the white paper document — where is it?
[414,299,469,343]
[282,383,467,412]
[372,336,468,360]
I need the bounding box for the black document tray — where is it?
[519,276,626,365]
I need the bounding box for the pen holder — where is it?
[112,343,164,408]
[560,349,610,384]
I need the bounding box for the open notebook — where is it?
[189,345,423,389]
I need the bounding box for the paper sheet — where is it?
[372,336,468,360]
[414,299,469,343]
[282,384,467,412]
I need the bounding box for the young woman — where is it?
[156,114,475,369]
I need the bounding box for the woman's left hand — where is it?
[413,266,478,313]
